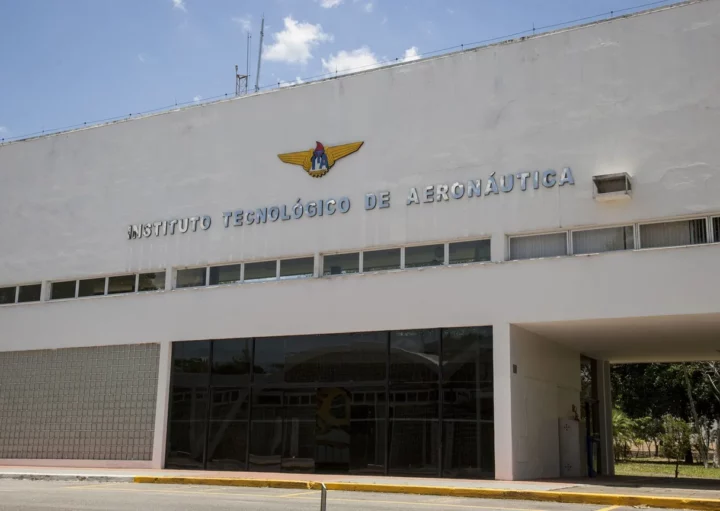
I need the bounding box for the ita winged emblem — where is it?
[278,141,364,178]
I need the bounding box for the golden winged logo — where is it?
[278,141,364,178]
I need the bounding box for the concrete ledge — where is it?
[133,476,720,511]
[0,472,134,483]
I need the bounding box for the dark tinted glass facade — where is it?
[166,327,493,478]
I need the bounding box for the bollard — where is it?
[320,482,327,511]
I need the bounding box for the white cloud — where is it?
[322,46,380,75]
[264,17,332,64]
[137,53,146,63]
[279,77,305,88]
[193,95,202,102]
[318,0,343,7]
[402,46,420,62]
[232,15,251,32]
[0,126,8,134]
[172,0,186,12]
[364,2,373,13]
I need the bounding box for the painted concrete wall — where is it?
[1,0,720,478]
[509,325,580,480]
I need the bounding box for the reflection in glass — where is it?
[138,272,165,292]
[0,287,15,305]
[244,261,277,282]
[323,253,360,276]
[206,421,248,470]
[108,275,135,295]
[362,249,400,272]
[449,240,491,264]
[404,244,444,268]
[390,330,440,383]
[212,339,251,386]
[166,420,206,469]
[176,268,207,288]
[51,281,76,300]
[78,278,105,297]
[279,258,314,279]
[210,264,241,285]
[17,284,41,303]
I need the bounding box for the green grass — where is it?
[616,458,720,479]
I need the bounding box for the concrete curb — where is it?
[0,473,134,483]
[133,476,720,511]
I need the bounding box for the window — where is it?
[572,226,634,255]
[0,287,15,305]
[713,217,720,243]
[176,268,207,289]
[449,240,490,264]
[509,232,567,260]
[323,253,359,276]
[138,272,165,292]
[244,261,277,282]
[639,218,707,249]
[279,257,314,279]
[108,275,136,295]
[51,281,76,300]
[78,278,106,297]
[404,244,445,269]
[17,284,41,303]
[362,248,401,272]
[209,264,241,286]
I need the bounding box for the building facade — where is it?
[1,0,719,480]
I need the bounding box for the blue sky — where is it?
[0,0,681,142]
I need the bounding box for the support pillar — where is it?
[493,323,514,480]
[596,359,615,475]
[151,341,172,469]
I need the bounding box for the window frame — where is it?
[507,230,569,261]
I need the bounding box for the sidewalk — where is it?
[1,466,719,510]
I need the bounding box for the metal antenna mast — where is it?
[254,15,264,93]
[235,32,251,96]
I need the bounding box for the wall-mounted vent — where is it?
[592,173,632,202]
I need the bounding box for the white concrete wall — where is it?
[1,0,720,479]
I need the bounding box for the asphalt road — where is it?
[0,479,665,511]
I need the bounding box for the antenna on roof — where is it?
[235,32,251,96]
[254,15,265,93]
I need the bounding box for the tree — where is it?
[612,408,635,461]
[633,416,662,457]
[660,415,692,478]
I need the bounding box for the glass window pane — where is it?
[206,421,248,471]
[210,387,250,421]
[244,261,277,282]
[363,249,400,272]
[138,272,165,292]
[509,232,567,260]
[640,219,707,248]
[572,226,634,255]
[249,389,285,472]
[443,421,494,478]
[0,287,15,305]
[713,218,720,243]
[176,268,207,288]
[279,257,314,279]
[165,420,206,469]
[388,416,439,476]
[442,327,493,384]
[390,329,440,383]
[78,278,105,297]
[17,284,41,303]
[210,264,241,285]
[404,244,445,268]
[170,386,209,421]
[346,387,386,474]
[172,341,210,380]
[51,281,76,300]
[449,240,490,264]
[323,253,360,276]
[108,275,136,295]
[212,339,251,386]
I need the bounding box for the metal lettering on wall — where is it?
[126,167,574,240]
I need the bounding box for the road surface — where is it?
[0,479,665,511]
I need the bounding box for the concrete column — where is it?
[490,231,506,262]
[151,341,172,469]
[493,323,514,480]
[596,359,615,475]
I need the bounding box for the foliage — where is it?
[660,414,692,478]
[616,459,720,479]
[612,408,635,461]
